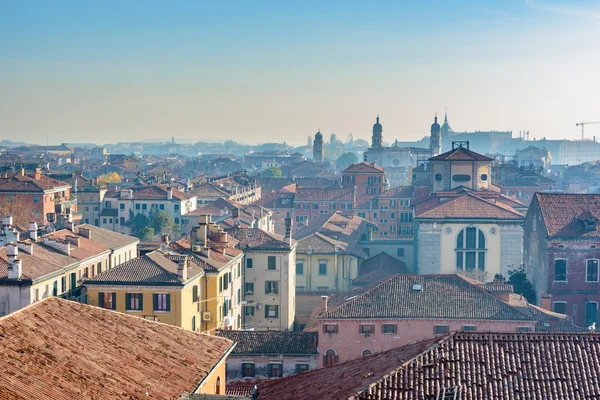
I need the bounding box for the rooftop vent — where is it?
[412,284,422,292]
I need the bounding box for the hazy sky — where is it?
[1,0,599,145]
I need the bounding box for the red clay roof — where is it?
[535,193,600,237]
[0,174,70,192]
[416,192,524,220]
[0,297,233,400]
[294,187,354,202]
[429,146,493,161]
[342,161,384,173]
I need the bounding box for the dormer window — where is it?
[579,212,598,232]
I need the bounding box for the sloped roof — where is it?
[416,192,524,220]
[320,274,533,321]
[352,252,410,286]
[0,297,233,400]
[0,174,70,192]
[295,187,354,202]
[343,161,384,173]
[75,224,139,249]
[0,240,77,281]
[229,228,294,250]
[535,193,600,237]
[41,230,110,261]
[84,251,204,285]
[429,146,493,161]
[214,330,318,355]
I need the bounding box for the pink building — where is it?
[315,274,538,367]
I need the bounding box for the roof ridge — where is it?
[464,192,524,217]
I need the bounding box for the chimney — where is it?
[7,258,22,280]
[161,234,170,244]
[284,217,293,245]
[34,168,41,180]
[41,237,71,256]
[17,240,33,255]
[77,226,91,240]
[65,235,81,247]
[167,186,173,200]
[232,207,240,228]
[28,222,38,242]
[177,256,188,280]
[321,295,329,312]
[541,294,552,311]
[2,216,13,227]
[6,242,18,263]
[20,168,25,176]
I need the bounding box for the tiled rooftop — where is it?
[535,193,600,237]
[257,331,600,400]
[75,224,139,249]
[229,228,294,250]
[42,229,110,261]
[0,297,233,400]
[342,161,384,173]
[319,274,534,321]
[416,192,524,220]
[214,330,318,355]
[0,174,70,192]
[0,240,76,281]
[294,187,354,202]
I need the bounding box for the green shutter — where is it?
[275,305,279,318]
[111,293,116,310]
[98,292,104,308]
[153,294,158,311]
[166,294,171,311]
[139,293,144,311]
[265,305,269,319]
[126,293,130,309]
[98,262,102,274]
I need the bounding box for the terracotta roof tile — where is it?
[416,192,524,220]
[229,228,294,250]
[75,224,139,249]
[0,297,233,400]
[294,187,354,202]
[535,193,600,237]
[0,174,70,192]
[320,274,533,321]
[342,161,385,173]
[214,330,318,355]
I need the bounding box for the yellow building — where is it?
[84,250,207,331]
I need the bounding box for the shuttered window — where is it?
[153,293,170,311]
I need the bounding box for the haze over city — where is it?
[2,0,600,145]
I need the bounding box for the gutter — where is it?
[192,341,237,394]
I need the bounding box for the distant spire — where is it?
[444,107,448,123]
[376,114,379,123]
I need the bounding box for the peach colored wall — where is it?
[317,318,536,367]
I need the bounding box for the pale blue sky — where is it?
[1,0,599,145]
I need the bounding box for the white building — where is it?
[559,140,600,166]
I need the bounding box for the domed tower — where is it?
[430,114,442,156]
[372,116,383,148]
[313,130,324,163]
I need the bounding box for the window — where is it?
[265,305,279,318]
[192,285,199,302]
[142,203,147,210]
[318,263,327,275]
[265,281,279,294]
[323,324,338,334]
[246,258,253,269]
[554,259,567,282]
[382,323,397,334]
[245,306,255,316]
[33,195,40,204]
[456,227,486,271]
[296,364,309,374]
[373,212,378,219]
[462,325,477,332]
[237,288,241,304]
[98,292,116,310]
[480,174,488,181]
[219,276,223,292]
[61,276,66,293]
[159,204,165,210]
[400,212,413,223]
[435,173,442,181]
[174,218,179,224]
[397,248,405,257]
[174,204,180,211]
[268,363,283,378]
[361,349,373,357]
[135,204,141,210]
[324,349,338,366]
[120,203,125,210]
[587,260,599,282]
[52,280,58,296]
[102,218,107,224]
[153,293,170,312]
[312,203,318,209]
[517,326,532,333]
[586,302,598,326]
[242,363,255,378]
[434,325,449,334]
[245,282,254,294]
[553,302,567,315]
[223,275,229,290]
[126,293,143,311]
[192,315,196,331]
[360,324,374,335]
[452,174,471,182]
[296,262,304,275]
[268,256,277,270]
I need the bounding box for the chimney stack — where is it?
[177,255,188,281]
[232,207,240,228]
[167,186,173,200]
[17,240,33,255]
[321,295,329,313]
[541,294,552,311]
[284,217,293,245]
[8,258,22,280]
[28,222,38,242]
[34,168,41,180]
[77,226,91,240]
[6,242,18,263]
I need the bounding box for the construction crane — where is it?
[576,121,600,140]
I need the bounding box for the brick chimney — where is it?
[34,168,41,180]
[321,295,329,313]
[541,294,552,311]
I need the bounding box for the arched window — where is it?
[324,348,338,366]
[456,227,486,271]
[361,349,373,357]
[215,376,221,394]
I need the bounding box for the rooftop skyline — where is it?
[1,0,599,145]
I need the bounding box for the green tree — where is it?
[261,166,282,178]
[140,227,155,241]
[126,211,149,239]
[336,152,359,171]
[507,265,537,304]
[152,210,175,236]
